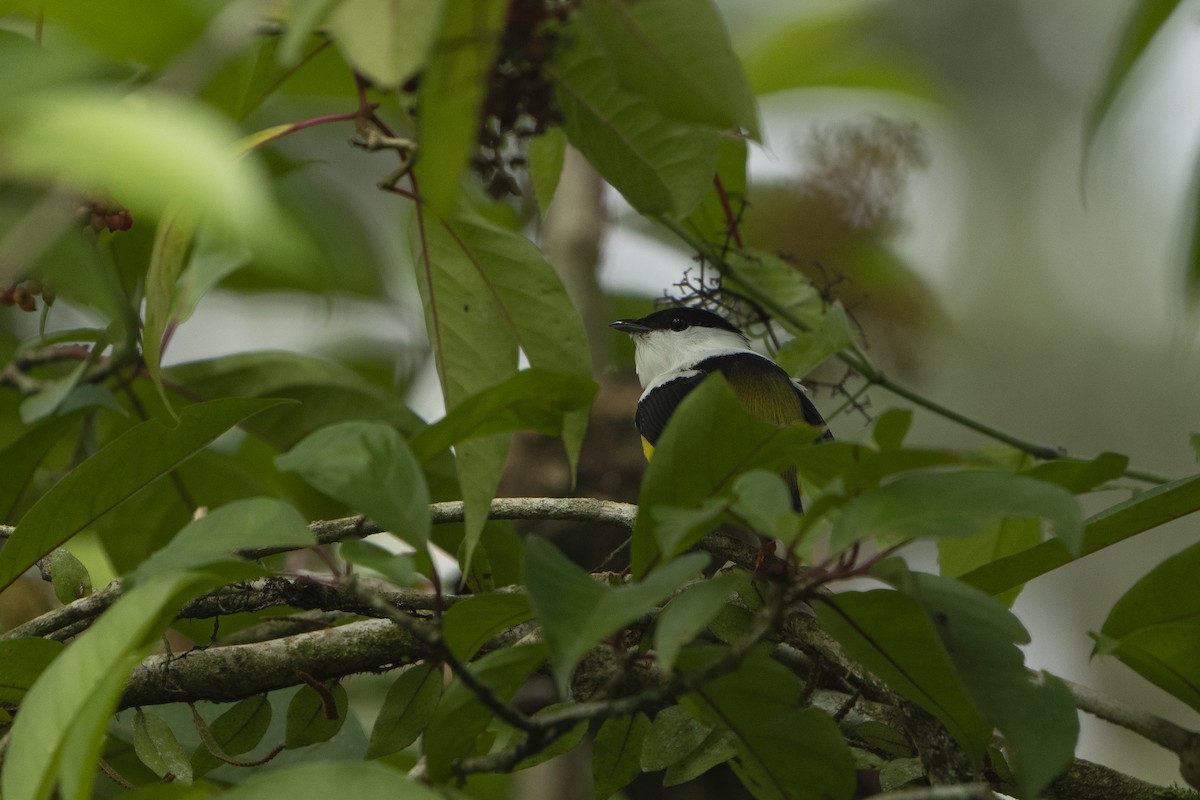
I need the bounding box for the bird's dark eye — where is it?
[669,316,688,331]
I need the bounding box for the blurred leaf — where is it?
[413,207,592,567]
[593,713,650,799]
[18,361,89,424]
[524,537,707,695]
[192,696,272,778]
[871,409,912,451]
[815,591,991,769]
[882,566,1078,797]
[1,571,222,800]
[730,471,801,541]
[581,0,759,138]
[0,638,64,704]
[144,206,198,414]
[1021,452,1129,494]
[680,649,856,800]
[1097,539,1200,713]
[514,702,589,770]
[277,420,431,548]
[653,570,744,674]
[278,0,336,67]
[938,518,1041,606]
[528,125,566,214]
[0,412,82,520]
[961,472,1200,595]
[409,368,596,463]
[0,397,288,592]
[285,683,348,748]
[328,0,442,88]
[423,643,545,780]
[3,90,303,261]
[339,539,421,587]
[774,303,854,377]
[217,760,442,799]
[683,136,747,244]
[134,709,192,784]
[19,0,210,69]
[1083,0,1183,158]
[127,497,313,587]
[642,705,732,782]
[634,377,821,576]
[415,0,508,214]
[831,471,1084,555]
[549,19,719,216]
[442,592,532,661]
[367,664,442,758]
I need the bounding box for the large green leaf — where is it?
[548,20,719,217]
[679,649,855,800]
[411,208,592,566]
[960,472,1200,595]
[442,592,533,661]
[831,471,1084,555]
[1,572,222,800]
[0,412,83,521]
[633,377,821,576]
[217,760,443,799]
[0,397,289,592]
[581,0,759,138]
[593,713,650,799]
[815,591,992,768]
[1096,539,1200,713]
[127,497,313,586]
[367,663,442,758]
[652,570,745,673]
[414,0,508,214]
[191,696,272,778]
[276,420,431,547]
[883,565,1078,798]
[0,638,64,704]
[327,0,442,89]
[524,537,708,694]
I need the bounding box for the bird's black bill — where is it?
[610,319,650,334]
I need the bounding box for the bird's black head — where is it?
[609,307,743,336]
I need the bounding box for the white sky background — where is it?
[162,1,1200,785]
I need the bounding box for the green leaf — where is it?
[960,472,1200,595]
[423,643,546,780]
[831,470,1084,555]
[524,537,708,694]
[731,471,801,541]
[937,518,1041,606]
[285,683,348,748]
[127,497,313,586]
[414,0,508,213]
[1021,452,1129,494]
[0,397,289,592]
[815,591,992,769]
[327,0,442,88]
[514,702,589,770]
[0,638,64,704]
[679,649,856,800]
[277,420,431,547]
[1098,539,1200,713]
[144,206,198,414]
[278,0,335,66]
[217,760,443,799]
[883,566,1078,797]
[367,664,442,758]
[1,572,222,800]
[48,548,92,604]
[18,361,89,424]
[409,368,596,463]
[773,303,855,378]
[634,377,821,576]
[442,592,533,661]
[549,19,719,216]
[528,126,567,214]
[1083,0,1183,159]
[593,713,650,799]
[653,571,746,673]
[412,208,592,566]
[134,709,193,784]
[192,696,272,778]
[642,705,735,784]
[683,136,747,245]
[0,412,84,521]
[339,539,421,587]
[871,408,913,451]
[580,0,760,138]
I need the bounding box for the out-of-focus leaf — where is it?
[524,537,707,694]
[1021,452,1129,494]
[127,497,313,587]
[285,683,348,748]
[1097,539,1200,713]
[18,361,89,424]
[328,0,442,88]
[414,0,508,213]
[0,412,82,520]
[774,303,855,378]
[217,760,442,799]
[581,0,759,138]
[0,638,64,704]
[549,20,719,217]
[442,592,532,661]
[593,713,650,799]
[276,420,431,547]
[367,664,442,758]
[528,125,567,214]
[144,206,198,413]
[1,572,222,800]
[938,518,1041,606]
[339,539,421,587]
[831,471,1083,555]
[0,398,289,592]
[278,0,336,66]
[961,472,1200,595]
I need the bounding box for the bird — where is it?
[610,306,829,511]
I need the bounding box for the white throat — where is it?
[631,327,752,389]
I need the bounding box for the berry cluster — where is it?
[1,280,54,312]
[473,0,572,199]
[75,199,133,234]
